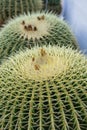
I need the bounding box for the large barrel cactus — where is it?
[0,12,79,62]
[0,0,43,26]
[0,45,87,130]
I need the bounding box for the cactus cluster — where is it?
[0,12,79,62]
[0,1,86,130]
[0,0,43,26]
[0,45,87,130]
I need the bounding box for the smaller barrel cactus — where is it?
[0,12,79,63]
[0,0,43,26]
[0,45,87,130]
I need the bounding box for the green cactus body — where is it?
[0,45,87,130]
[0,0,43,26]
[0,12,79,62]
[47,0,62,14]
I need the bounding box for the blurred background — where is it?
[44,0,87,54]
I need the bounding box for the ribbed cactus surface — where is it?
[0,45,87,130]
[0,0,43,26]
[47,0,62,14]
[0,12,79,63]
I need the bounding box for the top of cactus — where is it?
[1,12,59,40]
[20,14,50,40]
[16,46,68,81]
[1,45,86,81]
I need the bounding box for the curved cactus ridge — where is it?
[0,0,43,26]
[0,12,79,62]
[0,45,87,130]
